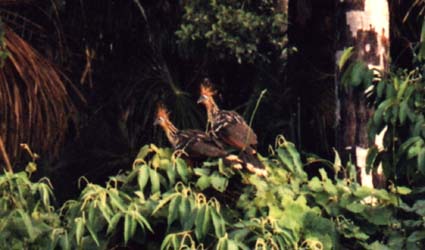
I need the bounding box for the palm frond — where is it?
[0,25,78,162]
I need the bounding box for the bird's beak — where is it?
[197,95,207,104]
[153,118,160,126]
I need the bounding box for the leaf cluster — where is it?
[2,138,425,249]
[176,0,288,64]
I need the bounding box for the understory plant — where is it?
[1,137,425,249]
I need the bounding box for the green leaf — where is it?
[138,165,150,191]
[351,62,367,87]
[176,158,189,183]
[196,175,211,190]
[167,195,181,229]
[195,205,211,240]
[210,173,228,192]
[136,145,151,162]
[166,167,176,186]
[276,148,295,174]
[85,223,100,246]
[338,47,354,70]
[412,200,425,216]
[75,217,85,246]
[134,211,153,233]
[377,81,386,98]
[16,209,35,241]
[149,169,161,194]
[333,149,342,174]
[124,213,137,245]
[107,213,122,234]
[211,208,226,237]
[408,231,425,243]
[365,207,392,225]
[345,202,365,213]
[353,186,372,198]
[399,101,409,124]
[366,146,379,173]
[108,190,127,212]
[393,186,412,195]
[179,197,191,227]
[308,177,323,192]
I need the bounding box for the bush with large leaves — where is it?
[3,138,425,249]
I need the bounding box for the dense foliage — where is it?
[176,0,288,64]
[2,138,425,249]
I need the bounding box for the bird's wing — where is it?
[212,110,258,148]
[176,130,227,158]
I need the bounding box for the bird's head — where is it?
[197,78,217,106]
[154,104,171,128]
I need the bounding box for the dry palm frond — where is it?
[0,25,77,164]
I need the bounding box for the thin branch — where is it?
[0,135,13,173]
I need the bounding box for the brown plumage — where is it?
[154,104,242,167]
[197,79,267,177]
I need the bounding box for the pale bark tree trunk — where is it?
[336,0,389,188]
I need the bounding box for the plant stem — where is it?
[0,135,12,173]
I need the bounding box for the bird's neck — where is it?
[162,122,178,146]
[207,100,220,122]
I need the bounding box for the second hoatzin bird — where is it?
[154,104,242,167]
[197,79,267,177]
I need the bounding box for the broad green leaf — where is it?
[176,158,189,183]
[138,165,150,191]
[166,167,176,186]
[167,195,181,228]
[179,197,191,227]
[210,173,228,192]
[276,148,295,173]
[323,180,337,195]
[408,231,425,243]
[412,200,425,216]
[345,202,365,213]
[211,208,225,237]
[353,186,372,198]
[149,169,161,194]
[195,205,211,240]
[308,177,322,192]
[365,207,392,225]
[196,175,211,190]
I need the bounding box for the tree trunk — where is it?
[336,0,389,188]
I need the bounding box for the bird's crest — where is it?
[200,78,217,97]
[156,103,170,120]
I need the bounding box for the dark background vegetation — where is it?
[0,0,423,202]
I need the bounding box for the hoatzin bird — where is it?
[197,79,267,177]
[154,104,242,167]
